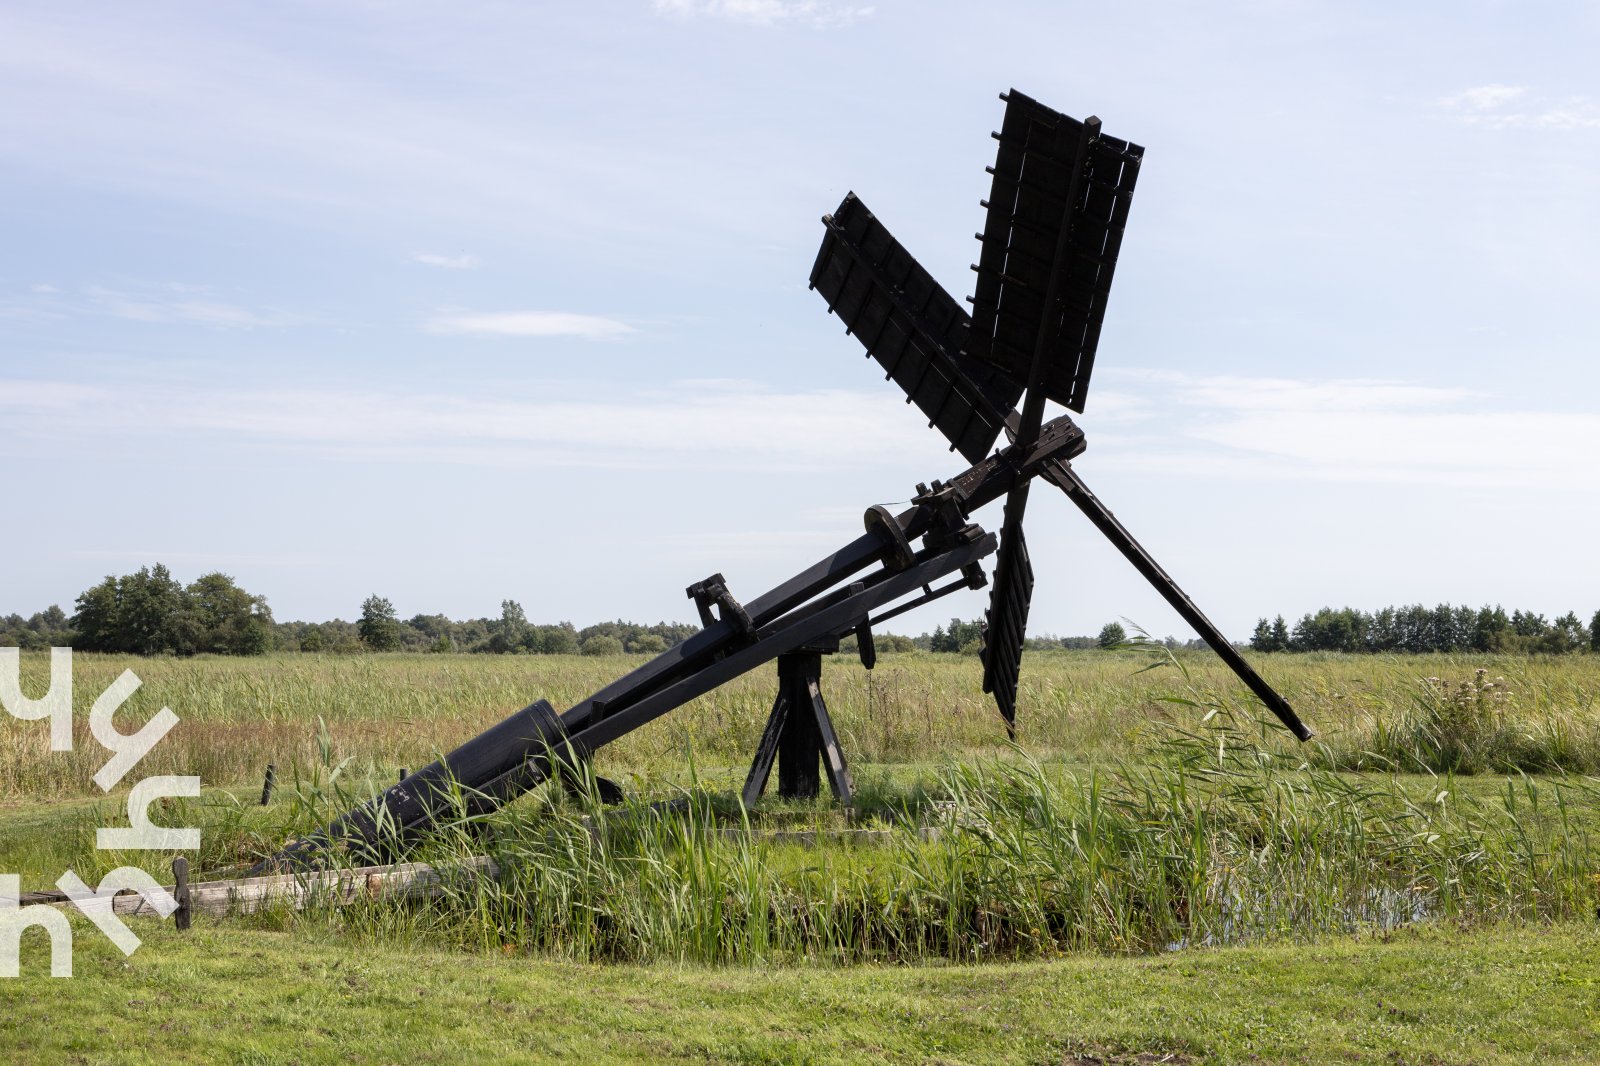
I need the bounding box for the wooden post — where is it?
[171,856,191,931]
[742,650,853,806]
[260,763,276,806]
[776,653,824,800]
[398,767,408,782]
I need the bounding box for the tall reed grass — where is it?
[8,647,1596,964]
[6,649,1597,802]
[278,706,1600,965]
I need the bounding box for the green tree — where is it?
[949,618,983,649]
[1270,615,1290,650]
[116,564,185,654]
[71,577,121,651]
[1538,612,1588,654]
[532,624,579,655]
[1472,605,1512,653]
[1592,609,1600,653]
[185,572,273,655]
[407,613,455,647]
[1368,607,1398,652]
[299,624,326,652]
[359,595,401,651]
[629,633,668,655]
[929,618,982,652]
[1511,610,1548,638]
[579,634,623,656]
[1097,622,1127,649]
[489,599,528,654]
[1250,618,1275,652]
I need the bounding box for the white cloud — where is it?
[0,380,105,410]
[0,378,931,472]
[651,0,873,29]
[1111,370,1475,412]
[424,309,635,339]
[1086,369,1600,491]
[1439,84,1600,130]
[87,285,288,328]
[1520,103,1600,130]
[409,252,479,269]
[0,9,806,250]
[9,368,1593,490]
[30,283,60,294]
[1441,84,1526,111]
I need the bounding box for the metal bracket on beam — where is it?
[916,485,987,555]
[686,573,754,636]
[910,478,975,551]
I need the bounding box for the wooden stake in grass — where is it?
[172,856,191,932]
[260,763,276,806]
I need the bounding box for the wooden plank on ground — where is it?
[39,857,501,919]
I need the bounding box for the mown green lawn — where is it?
[1,918,1596,1065]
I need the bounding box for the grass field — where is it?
[6,648,1599,801]
[3,648,1599,1063]
[4,919,1598,1064]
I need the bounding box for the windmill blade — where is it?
[1041,460,1313,741]
[970,93,1143,730]
[810,192,1022,464]
[980,482,1034,737]
[969,90,1143,416]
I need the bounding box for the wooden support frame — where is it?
[742,651,853,807]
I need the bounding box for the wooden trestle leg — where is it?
[741,650,853,807]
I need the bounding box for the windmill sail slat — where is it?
[981,504,1033,735]
[968,90,1143,413]
[810,193,1022,463]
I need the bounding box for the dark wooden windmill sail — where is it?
[812,90,1307,742]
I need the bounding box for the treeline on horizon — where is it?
[0,564,705,657]
[1251,604,1600,656]
[2,564,1597,659]
[1,565,1126,658]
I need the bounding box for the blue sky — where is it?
[3,0,1597,638]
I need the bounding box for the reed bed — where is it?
[7,646,1599,965]
[5,649,1598,803]
[276,711,1600,965]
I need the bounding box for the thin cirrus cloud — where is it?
[0,378,931,472]
[1441,83,1526,112]
[1088,370,1600,491]
[651,0,873,29]
[424,309,636,340]
[1439,84,1600,130]
[408,252,479,270]
[8,368,1593,489]
[1107,369,1476,413]
[87,285,289,329]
